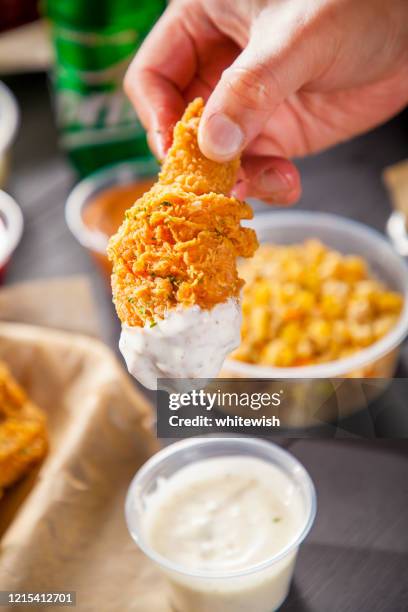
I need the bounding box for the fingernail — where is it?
[260,168,294,194]
[148,129,166,160]
[264,185,301,205]
[202,113,244,159]
[231,179,247,200]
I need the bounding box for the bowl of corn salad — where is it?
[221,212,408,424]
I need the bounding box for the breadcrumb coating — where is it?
[0,362,48,497]
[159,98,240,195]
[108,98,258,327]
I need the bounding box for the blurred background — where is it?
[0,0,407,354]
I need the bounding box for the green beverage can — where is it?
[45,0,166,176]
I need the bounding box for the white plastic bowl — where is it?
[223,210,408,380]
[387,210,408,257]
[0,190,24,279]
[65,158,158,254]
[0,81,19,188]
[126,437,316,612]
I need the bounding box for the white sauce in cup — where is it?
[141,456,306,612]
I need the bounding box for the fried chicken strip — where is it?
[108,98,257,327]
[0,362,48,497]
[107,98,258,388]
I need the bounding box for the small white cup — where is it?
[126,437,317,612]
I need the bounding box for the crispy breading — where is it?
[159,98,240,195]
[108,98,258,327]
[0,362,48,497]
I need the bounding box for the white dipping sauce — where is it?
[119,298,241,389]
[141,456,306,612]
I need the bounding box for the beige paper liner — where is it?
[0,287,169,609]
[0,277,101,338]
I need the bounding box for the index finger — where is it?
[124,4,198,158]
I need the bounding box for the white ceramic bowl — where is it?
[0,190,24,280]
[0,81,19,188]
[65,158,158,254]
[65,158,158,280]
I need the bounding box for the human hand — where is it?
[125,0,408,204]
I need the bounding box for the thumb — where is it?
[198,14,317,162]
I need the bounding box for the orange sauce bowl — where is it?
[65,159,158,281]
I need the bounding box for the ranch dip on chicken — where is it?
[119,298,241,389]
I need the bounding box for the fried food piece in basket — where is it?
[0,362,48,497]
[108,98,258,328]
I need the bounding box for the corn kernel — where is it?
[279,322,301,345]
[341,256,367,281]
[304,239,326,263]
[332,320,349,345]
[308,320,332,350]
[250,307,269,342]
[353,280,379,298]
[374,291,403,313]
[320,294,344,319]
[253,281,271,306]
[373,315,397,339]
[321,280,349,300]
[260,340,294,367]
[284,260,303,282]
[319,252,343,279]
[296,338,314,360]
[230,343,253,363]
[349,323,373,346]
[347,296,372,322]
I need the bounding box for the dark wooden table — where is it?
[2,73,408,611]
[283,439,408,612]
